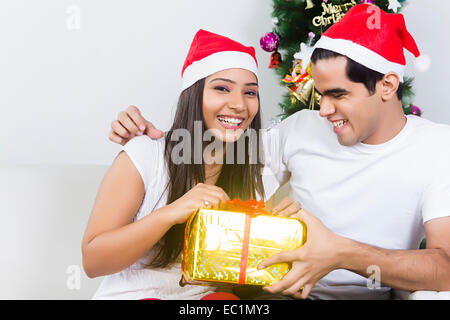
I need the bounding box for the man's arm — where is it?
[109,105,163,145]
[259,200,450,299]
[338,216,450,292]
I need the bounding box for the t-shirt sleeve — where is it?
[121,135,164,192]
[421,128,450,223]
[261,120,293,200]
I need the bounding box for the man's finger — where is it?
[272,196,294,215]
[118,111,140,135]
[147,127,164,139]
[264,267,305,295]
[126,105,147,133]
[258,249,299,270]
[290,208,314,224]
[281,276,306,297]
[298,284,313,300]
[277,201,302,217]
[109,131,125,146]
[111,120,130,140]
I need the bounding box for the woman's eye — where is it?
[245,90,257,96]
[214,86,229,92]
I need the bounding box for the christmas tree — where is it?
[260,0,419,119]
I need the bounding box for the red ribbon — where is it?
[225,198,268,284]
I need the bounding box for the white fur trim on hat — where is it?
[182,51,258,90]
[314,36,406,81]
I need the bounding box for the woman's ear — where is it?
[380,72,400,102]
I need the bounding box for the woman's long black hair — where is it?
[148,78,265,268]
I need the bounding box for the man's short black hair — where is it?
[311,48,403,100]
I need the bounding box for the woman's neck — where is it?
[204,162,223,185]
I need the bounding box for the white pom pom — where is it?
[414,54,431,72]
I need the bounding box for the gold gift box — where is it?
[181,207,306,287]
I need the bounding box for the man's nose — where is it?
[319,97,335,117]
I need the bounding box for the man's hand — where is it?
[109,105,164,145]
[260,197,346,299]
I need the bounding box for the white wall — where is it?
[0,0,449,166]
[0,0,450,164]
[0,0,284,166]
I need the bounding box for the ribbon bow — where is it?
[225,198,269,217]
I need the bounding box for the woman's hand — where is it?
[109,105,164,145]
[168,183,230,225]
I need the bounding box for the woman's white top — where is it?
[92,136,215,300]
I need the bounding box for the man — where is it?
[107,4,450,299]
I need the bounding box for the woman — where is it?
[82,29,266,299]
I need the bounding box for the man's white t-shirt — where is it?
[262,109,450,300]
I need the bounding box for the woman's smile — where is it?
[216,115,246,130]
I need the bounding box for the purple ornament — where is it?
[260,32,280,52]
[361,0,375,4]
[411,105,422,117]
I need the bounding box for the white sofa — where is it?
[0,164,447,299]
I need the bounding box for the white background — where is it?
[0,0,449,166]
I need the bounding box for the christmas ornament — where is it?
[312,0,357,28]
[388,0,401,13]
[260,32,280,52]
[293,32,315,74]
[269,51,282,68]
[283,62,320,109]
[305,0,315,10]
[260,32,282,68]
[411,105,422,117]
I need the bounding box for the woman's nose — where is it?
[228,92,246,112]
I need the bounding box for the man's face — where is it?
[311,56,382,146]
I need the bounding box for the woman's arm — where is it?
[81,151,175,278]
[81,151,231,278]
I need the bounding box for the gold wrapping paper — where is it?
[181,208,306,287]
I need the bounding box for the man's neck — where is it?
[362,102,406,145]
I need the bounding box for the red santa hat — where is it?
[314,4,427,81]
[181,29,258,90]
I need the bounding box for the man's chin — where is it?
[337,135,358,147]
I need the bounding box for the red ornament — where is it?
[269,51,282,68]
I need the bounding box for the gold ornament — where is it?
[312,0,357,28]
[305,0,315,10]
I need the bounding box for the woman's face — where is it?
[202,68,259,142]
